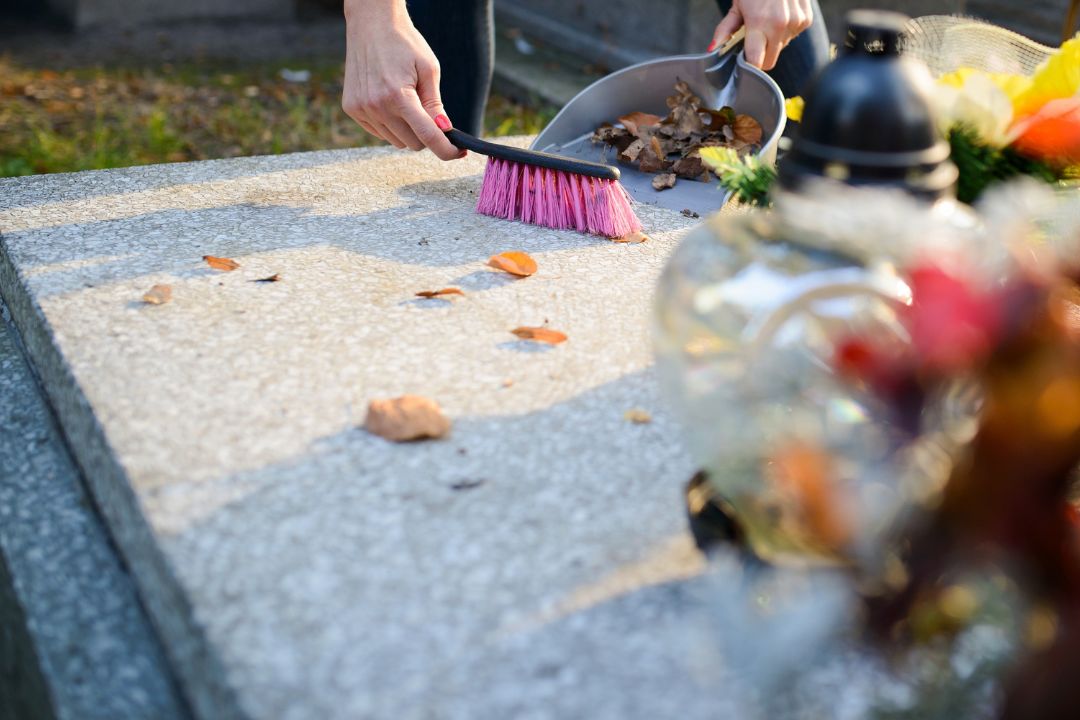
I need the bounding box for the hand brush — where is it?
[445,129,642,239]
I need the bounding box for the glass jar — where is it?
[655,183,982,567]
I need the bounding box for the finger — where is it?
[761,35,784,71]
[369,118,407,149]
[356,119,380,138]
[709,8,743,51]
[383,115,426,151]
[412,68,467,160]
[744,27,768,68]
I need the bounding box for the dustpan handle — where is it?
[445,129,621,181]
[708,26,746,62]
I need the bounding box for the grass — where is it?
[0,56,556,176]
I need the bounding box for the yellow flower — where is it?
[785,96,804,123]
[1013,36,1080,116]
[991,73,1033,107]
[935,70,1015,146]
[939,67,1030,109]
[939,68,979,88]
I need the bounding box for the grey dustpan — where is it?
[530,35,786,217]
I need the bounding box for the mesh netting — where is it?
[900,15,1055,78]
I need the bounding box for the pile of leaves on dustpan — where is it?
[590,81,763,191]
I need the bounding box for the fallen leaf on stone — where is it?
[253,274,281,283]
[612,231,650,244]
[142,284,172,305]
[732,114,764,145]
[652,173,677,190]
[624,408,653,424]
[450,479,485,491]
[203,255,240,271]
[488,251,537,277]
[415,287,464,298]
[363,395,451,442]
[618,111,663,137]
[511,326,567,344]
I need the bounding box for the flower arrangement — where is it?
[706,34,1080,206]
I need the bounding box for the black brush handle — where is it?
[445,128,620,181]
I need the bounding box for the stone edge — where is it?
[0,231,242,720]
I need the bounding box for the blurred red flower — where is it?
[1011,96,1080,167]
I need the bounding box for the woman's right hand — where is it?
[342,0,465,160]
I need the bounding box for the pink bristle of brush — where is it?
[476,158,642,238]
[446,129,643,238]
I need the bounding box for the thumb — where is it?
[709,7,743,51]
[414,64,466,159]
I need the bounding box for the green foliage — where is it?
[948,125,1059,204]
[705,147,777,207]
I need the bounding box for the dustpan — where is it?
[530,33,787,216]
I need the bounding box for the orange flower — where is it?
[1010,96,1080,167]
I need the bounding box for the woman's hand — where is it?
[342,0,464,160]
[709,0,814,71]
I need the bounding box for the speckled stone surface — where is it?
[0,299,188,720]
[0,140,732,720]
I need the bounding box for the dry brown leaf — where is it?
[650,135,664,158]
[672,155,709,181]
[624,408,653,424]
[667,80,702,110]
[415,287,465,298]
[612,231,650,244]
[637,143,670,174]
[652,173,677,191]
[142,284,172,305]
[487,251,537,277]
[511,326,568,345]
[363,395,451,442]
[618,111,663,137]
[732,114,764,145]
[253,274,281,283]
[703,107,737,131]
[203,255,240,271]
[594,81,760,184]
[619,138,645,164]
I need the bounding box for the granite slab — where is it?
[0,140,733,720]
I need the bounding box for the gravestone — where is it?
[0,141,739,719]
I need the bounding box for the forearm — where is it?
[344,0,408,24]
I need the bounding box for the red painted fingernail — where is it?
[434,114,452,131]
[706,39,718,52]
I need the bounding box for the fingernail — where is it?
[434,114,452,131]
[706,39,718,52]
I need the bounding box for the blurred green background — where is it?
[0,57,554,177]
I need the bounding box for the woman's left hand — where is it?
[709,0,814,71]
